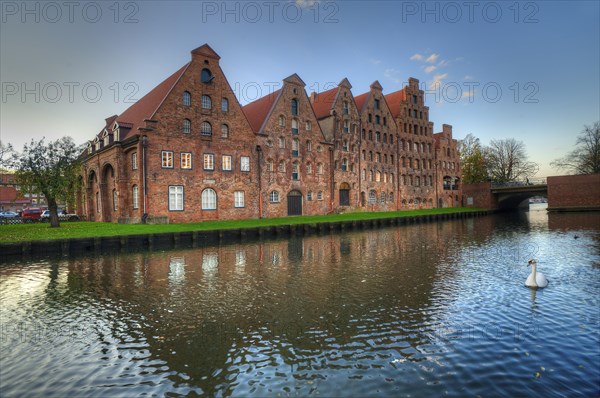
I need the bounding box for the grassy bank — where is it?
[0,207,484,244]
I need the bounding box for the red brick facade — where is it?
[79,44,463,223]
[547,174,600,211]
[434,124,462,208]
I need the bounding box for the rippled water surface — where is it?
[1,206,599,397]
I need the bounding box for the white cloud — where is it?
[426,53,439,63]
[429,73,448,89]
[410,53,424,61]
[370,58,382,65]
[424,65,437,74]
[384,68,402,84]
[295,0,319,7]
[437,59,449,68]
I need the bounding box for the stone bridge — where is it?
[462,174,600,211]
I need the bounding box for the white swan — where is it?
[525,259,548,288]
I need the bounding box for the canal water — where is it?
[1,205,599,397]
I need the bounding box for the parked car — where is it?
[0,211,19,218]
[40,209,80,222]
[21,208,43,223]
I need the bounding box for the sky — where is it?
[1,0,599,177]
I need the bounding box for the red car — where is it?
[21,207,43,223]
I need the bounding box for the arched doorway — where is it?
[287,190,302,216]
[339,182,350,206]
[101,164,116,222]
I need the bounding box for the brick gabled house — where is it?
[79,44,259,223]
[310,78,362,211]
[242,74,333,218]
[434,124,462,207]
[354,81,399,210]
[385,78,437,209]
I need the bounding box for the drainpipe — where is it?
[256,145,263,218]
[142,136,148,222]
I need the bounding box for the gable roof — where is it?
[311,86,338,119]
[114,63,189,139]
[353,92,370,114]
[384,88,407,118]
[241,89,282,133]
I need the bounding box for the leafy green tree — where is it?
[9,137,82,228]
[485,138,538,183]
[551,121,600,174]
[459,133,488,184]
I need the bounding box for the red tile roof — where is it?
[384,88,407,118]
[311,86,338,119]
[116,63,189,139]
[241,89,282,133]
[353,92,370,114]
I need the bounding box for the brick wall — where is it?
[547,174,600,211]
[462,181,497,209]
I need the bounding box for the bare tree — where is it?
[551,121,600,175]
[459,133,488,184]
[485,138,539,183]
[9,137,82,228]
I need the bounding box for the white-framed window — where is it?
[343,120,349,133]
[270,191,280,203]
[222,155,232,171]
[183,91,191,106]
[162,151,173,168]
[181,152,192,169]
[169,186,184,211]
[266,158,274,172]
[317,163,323,174]
[306,162,312,174]
[292,161,300,181]
[307,191,313,201]
[201,121,212,136]
[201,188,217,210]
[342,140,348,151]
[368,190,376,204]
[132,185,139,209]
[341,158,348,172]
[279,115,285,127]
[279,137,285,148]
[221,98,229,112]
[291,118,299,135]
[234,191,244,208]
[240,156,250,172]
[305,121,312,130]
[306,140,312,152]
[343,101,349,114]
[201,95,212,109]
[317,191,323,200]
[132,152,138,170]
[203,154,214,170]
[292,138,299,157]
[221,124,229,138]
[279,160,286,172]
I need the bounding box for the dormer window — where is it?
[87,143,92,154]
[113,128,120,142]
[103,133,110,146]
[183,91,191,106]
[201,68,213,83]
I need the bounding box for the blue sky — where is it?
[1,0,598,177]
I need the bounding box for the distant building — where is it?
[78,44,463,223]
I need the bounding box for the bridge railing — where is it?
[491,178,546,188]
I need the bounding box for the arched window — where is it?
[292,138,299,157]
[266,158,274,172]
[292,161,300,180]
[306,162,312,174]
[291,99,298,115]
[132,185,139,209]
[270,191,280,203]
[306,140,312,152]
[183,91,191,106]
[201,122,212,136]
[368,190,376,204]
[317,163,323,174]
[341,158,348,171]
[183,119,191,134]
[376,170,381,182]
[291,118,299,135]
[389,192,394,202]
[279,160,286,172]
[201,188,217,210]
[221,124,229,138]
[201,95,212,109]
[201,68,213,83]
[221,98,229,112]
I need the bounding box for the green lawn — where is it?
[0,207,484,244]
